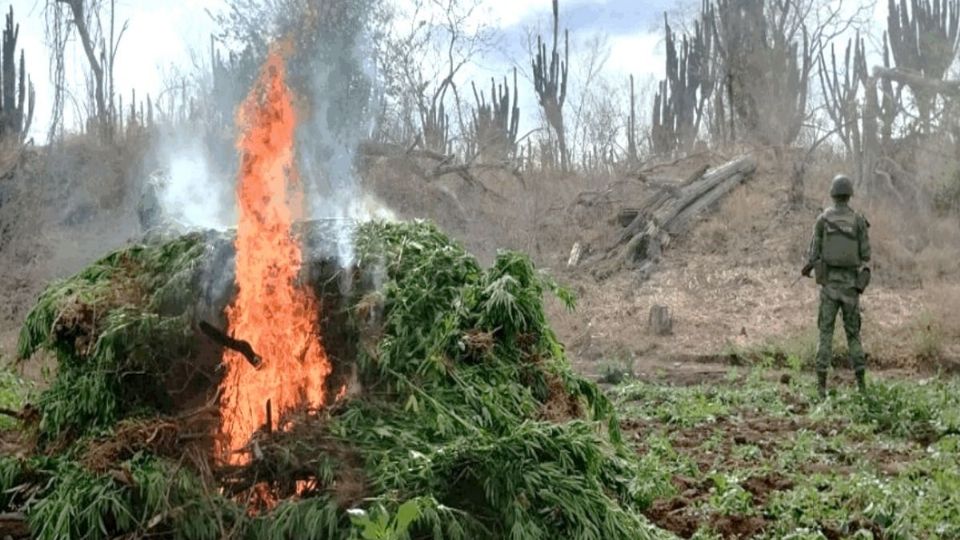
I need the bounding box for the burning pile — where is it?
[0,47,671,540]
[219,48,332,465]
[2,217,674,538]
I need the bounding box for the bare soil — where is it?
[621,392,923,539]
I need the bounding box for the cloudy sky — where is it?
[10,0,682,140]
[11,0,898,144]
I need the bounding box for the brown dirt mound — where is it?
[741,473,794,506]
[709,514,767,539]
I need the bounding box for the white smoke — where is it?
[153,132,234,231]
[145,0,395,271]
[291,0,391,270]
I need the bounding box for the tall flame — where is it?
[218,49,331,464]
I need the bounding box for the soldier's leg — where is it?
[816,292,840,373]
[841,294,866,390]
[816,292,840,397]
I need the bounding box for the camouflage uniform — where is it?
[804,176,871,395]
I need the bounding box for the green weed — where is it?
[616,369,960,538]
[0,368,32,429]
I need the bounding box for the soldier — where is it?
[801,175,871,398]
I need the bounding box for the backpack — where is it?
[820,208,861,268]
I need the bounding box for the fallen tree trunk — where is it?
[589,155,756,280]
[664,156,756,234]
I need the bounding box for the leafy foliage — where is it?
[17,233,209,442]
[5,221,668,539]
[0,368,31,429]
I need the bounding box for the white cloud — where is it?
[606,31,662,77]
[480,0,603,28]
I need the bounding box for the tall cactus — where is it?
[470,68,520,161]
[818,34,876,187]
[421,98,449,155]
[708,0,810,146]
[0,6,34,141]
[818,35,868,159]
[531,0,569,170]
[817,32,903,194]
[878,33,901,147]
[886,0,960,131]
[651,12,715,155]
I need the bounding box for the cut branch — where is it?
[199,321,262,369]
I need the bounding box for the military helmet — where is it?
[830,174,854,197]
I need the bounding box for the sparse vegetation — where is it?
[911,311,946,362]
[933,168,960,216]
[615,370,960,538]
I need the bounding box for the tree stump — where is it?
[648,305,673,336]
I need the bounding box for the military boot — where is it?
[855,370,866,393]
[817,372,827,399]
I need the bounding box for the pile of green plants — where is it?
[1,221,670,539]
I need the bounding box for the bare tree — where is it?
[575,73,623,173]
[45,0,127,140]
[377,0,495,154]
[567,33,616,170]
[626,74,640,163]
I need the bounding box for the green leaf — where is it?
[394,498,421,533]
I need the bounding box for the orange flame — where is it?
[218,48,331,464]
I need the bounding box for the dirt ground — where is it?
[0,141,141,371]
[540,154,960,379]
[3,141,959,385]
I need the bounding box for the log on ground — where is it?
[590,155,756,280]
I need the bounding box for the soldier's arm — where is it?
[859,214,871,263]
[807,216,823,264]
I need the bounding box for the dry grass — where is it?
[546,152,955,375]
[0,134,146,365]
[0,138,25,178]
